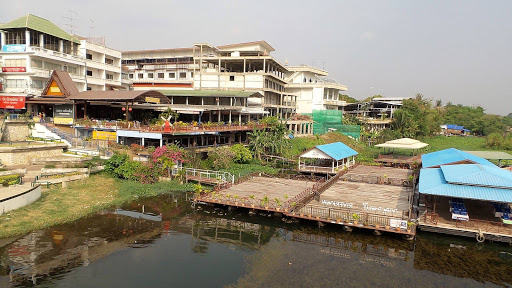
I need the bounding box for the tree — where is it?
[249,117,290,158]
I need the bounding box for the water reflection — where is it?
[0,192,511,287]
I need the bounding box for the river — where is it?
[1,193,512,288]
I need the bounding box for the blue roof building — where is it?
[421,148,496,168]
[419,165,512,203]
[298,142,358,174]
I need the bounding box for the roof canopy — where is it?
[70,90,170,104]
[464,151,512,161]
[0,14,80,44]
[421,148,496,168]
[299,142,358,161]
[158,90,262,98]
[419,165,512,203]
[375,138,429,150]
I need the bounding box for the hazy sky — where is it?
[3,0,511,115]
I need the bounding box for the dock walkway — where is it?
[196,165,417,237]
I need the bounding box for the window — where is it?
[168,72,175,78]
[148,73,154,78]
[229,75,235,81]
[67,66,77,75]
[138,73,144,79]
[31,59,43,68]
[5,30,25,45]
[87,86,92,91]
[86,54,93,60]
[129,74,134,79]
[5,59,27,67]
[43,34,59,51]
[190,72,194,78]
[106,73,114,80]
[179,72,186,79]
[31,80,43,89]
[87,70,93,76]
[157,73,164,79]
[43,62,62,71]
[105,58,114,65]
[6,79,27,88]
[29,30,41,46]
[63,41,72,55]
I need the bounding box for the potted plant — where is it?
[407,221,415,232]
[352,213,360,225]
[262,196,269,209]
[275,198,281,211]
[249,195,256,208]
[233,195,239,205]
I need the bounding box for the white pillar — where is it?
[59,39,63,53]
[0,32,5,48]
[142,138,145,146]
[160,139,163,147]
[25,30,31,51]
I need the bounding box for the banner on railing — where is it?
[389,219,407,229]
[54,118,74,125]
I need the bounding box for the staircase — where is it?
[34,121,73,146]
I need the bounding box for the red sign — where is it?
[0,96,26,109]
[2,67,26,73]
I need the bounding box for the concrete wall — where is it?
[0,185,41,215]
[2,122,31,142]
[0,144,67,166]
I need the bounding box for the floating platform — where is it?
[195,166,417,237]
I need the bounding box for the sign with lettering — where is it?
[2,67,26,72]
[0,96,25,109]
[92,131,116,141]
[145,96,160,104]
[1,44,26,53]
[321,200,353,209]
[362,203,398,214]
[389,219,407,229]
[54,117,74,125]
[54,104,73,118]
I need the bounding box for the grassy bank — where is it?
[0,174,194,239]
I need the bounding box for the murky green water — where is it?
[1,193,512,287]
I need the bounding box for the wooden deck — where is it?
[343,165,413,182]
[312,181,412,217]
[418,196,512,243]
[195,172,416,237]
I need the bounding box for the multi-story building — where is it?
[122,41,348,119]
[0,14,126,110]
[284,65,348,114]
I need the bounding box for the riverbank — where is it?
[0,173,195,239]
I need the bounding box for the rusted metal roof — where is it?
[41,70,79,97]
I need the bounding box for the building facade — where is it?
[0,14,126,111]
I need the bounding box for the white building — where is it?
[285,65,348,114]
[0,14,127,110]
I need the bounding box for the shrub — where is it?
[0,174,20,186]
[230,144,252,163]
[208,146,234,169]
[105,152,129,178]
[44,164,56,169]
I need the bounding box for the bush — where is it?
[0,174,20,186]
[208,146,234,169]
[44,164,56,169]
[230,144,252,163]
[105,152,129,178]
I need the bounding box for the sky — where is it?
[2,0,511,115]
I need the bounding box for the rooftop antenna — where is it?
[88,18,95,39]
[63,10,79,35]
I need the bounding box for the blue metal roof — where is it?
[440,164,512,189]
[315,142,358,161]
[421,148,496,168]
[419,168,512,203]
[445,124,468,131]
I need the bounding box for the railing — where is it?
[180,167,234,185]
[298,165,334,173]
[40,119,73,144]
[341,174,412,187]
[455,219,512,235]
[423,212,439,225]
[73,120,266,134]
[293,205,414,233]
[197,191,293,212]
